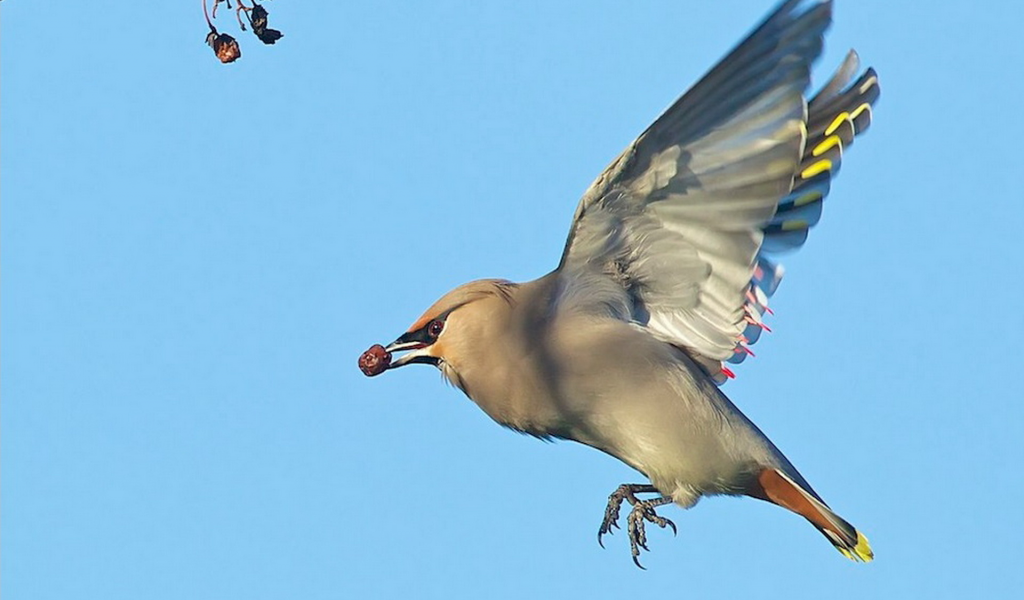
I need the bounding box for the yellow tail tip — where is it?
[843,531,874,562]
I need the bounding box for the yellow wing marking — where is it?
[850,103,873,125]
[859,75,879,94]
[825,112,851,136]
[793,189,824,207]
[812,134,842,157]
[801,159,832,180]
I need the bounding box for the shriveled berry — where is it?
[359,344,391,377]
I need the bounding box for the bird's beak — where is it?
[385,333,439,369]
[359,331,440,377]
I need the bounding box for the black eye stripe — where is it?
[397,305,461,346]
[396,329,431,346]
[396,315,448,346]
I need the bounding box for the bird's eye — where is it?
[426,319,445,339]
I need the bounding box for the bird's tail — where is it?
[753,468,874,562]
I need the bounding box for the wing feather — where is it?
[556,0,879,382]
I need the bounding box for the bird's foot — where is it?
[625,497,676,569]
[598,484,654,547]
[598,484,676,568]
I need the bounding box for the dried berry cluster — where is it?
[203,0,283,64]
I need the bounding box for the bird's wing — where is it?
[556,0,879,382]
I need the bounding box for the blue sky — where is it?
[3,1,1023,598]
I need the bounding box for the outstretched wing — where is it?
[556,0,879,382]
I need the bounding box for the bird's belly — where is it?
[549,327,764,504]
[583,394,756,504]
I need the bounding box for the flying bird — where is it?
[360,0,878,567]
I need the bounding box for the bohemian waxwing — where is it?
[361,0,878,567]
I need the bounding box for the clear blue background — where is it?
[4,1,1022,598]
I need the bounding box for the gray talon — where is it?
[624,496,675,568]
[598,484,675,567]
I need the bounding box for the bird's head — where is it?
[359,279,517,387]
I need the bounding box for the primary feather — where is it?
[558,0,879,382]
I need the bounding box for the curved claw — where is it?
[598,520,619,548]
[665,518,678,536]
[598,492,627,548]
[597,484,673,566]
